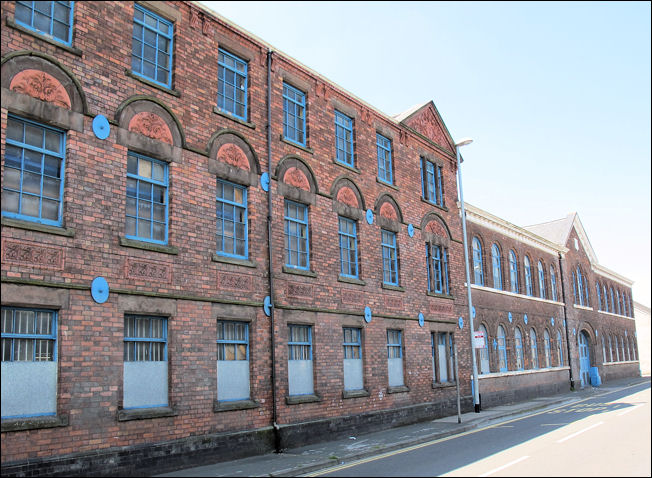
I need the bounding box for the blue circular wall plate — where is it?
[524,314,528,324]
[458,316,464,329]
[92,115,110,140]
[260,172,270,192]
[91,276,109,304]
[551,317,555,326]
[263,296,272,317]
[408,224,414,237]
[418,313,424,327]
[365,209,374,225]
[508,312,513,323]
[364,306,372,323]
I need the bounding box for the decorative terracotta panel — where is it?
[283,167,310,191]
[384,296,403,310]
[408,107,448,147]
[2,239,64,270]
[287,281,313,299]
[379,202,398,221]
[429,302,454,316]
[425,220,447,237]
[217,143,250,170]
[336,187,358,208]
[341,288,363,305]
[126,258,172,283]
[128,112,173,144]
[218,272,253,292]
[9,69,71,109]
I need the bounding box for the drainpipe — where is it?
[266,49,281,452]
[558,252,575,390]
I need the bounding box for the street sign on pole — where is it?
[472,330,486,349]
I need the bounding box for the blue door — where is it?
[578,331,591,387]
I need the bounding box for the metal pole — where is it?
[456,143,481,413]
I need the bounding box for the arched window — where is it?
[550,266,558,301]
[620,336,626,361]
[602,336,607,363]
[610,288,615,313]
[509,250,519,293]
[497,325,507,372]
[544,329,551,368]
[631,337,637,360]
[576,267,584,306]
[614,335,620,361]
[491,244,502,290]
[608,335,614,362]
[515,327,524,370]
[478,324,490,374]
[616,291,622,315]
[529,328,539,369]
[603,285,609,312]
[596,282,602,311]
[557,330,563,366]
[537,261,546,299]
[472,237,484,286]
[524,256,533,296]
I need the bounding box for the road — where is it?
[308,382,651,477]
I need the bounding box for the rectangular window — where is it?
[15,1,73,45]
[377,133,393,184]
[421,158,444,207]
[126,152,168,244]
[334,111,354,167]
[338,216,358,278]
[288,324,313,395]
[387,329,404,387]
[426,243,449,294]
[131,4,173,88]
[283,83,306,146]
[123,315,168,409]
[381,229,399,286]
[1,307,57,419]
[284,200,309,269]
[216,180,247,258]
[2,115,65,226]
[216,321,249,401]
[217,49,247,120]
[432,332,452,383]
[342,328,363,391]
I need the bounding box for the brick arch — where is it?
[374,193,403,224]
[330,175,365,210]
[420,212,452,242]
[275,155,318,194]
[116,96,184,148]
[1,50,87,114]
[208,130,260,174]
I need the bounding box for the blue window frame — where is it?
[217,49,247,120]
[472,237,484,286]
[497,325,507,372]
[524,256,533,296]
[14,1,73,46]
[343,327,361,359]
[284,200,309,269]
[491,244,502,290]
[124,315,167,362]
[426,243,449,295]
[2,115,66,226]
[509,250,519,293]
[550,266,558,301]
[1,307,56,362]
[596,282,602,311]
[131,4,173,88]
[610,287,615,313]
[216,180,247,259]
[217,321,248,360]
[515,327,524,370]
[544,330,552,368]
[126,152,168,244]
[381,229,398,285]
[557,330,564,366]
[377,133,393,184]
[283,83,306,146]
[338,216,358,278]
[421,158,444,206]
[529,328,539,369]
[334,111,354,167]
[537,261,546,299]
[288,324,312,360]
[575,267,585,306]
[387,330,402,358]
[616,290,622,315]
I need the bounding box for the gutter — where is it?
[558,253,575,390]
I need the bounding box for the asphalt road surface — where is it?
[309,381,651,477]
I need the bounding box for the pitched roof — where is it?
[523,213,576,245]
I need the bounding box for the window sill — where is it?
[282,265,317,278]
[280,135,313,155]
[426,291,454,300]
[432,381,456,389]
[2,217,75,237]
[338,275,366,286]
[376,177,399,190]
[213,399,260,412]
[332,158,360,175]
[342,389,370,399]
[382,283,405,292]
[212,254,257,268]
[119,236,179,255]
[420,197,448,212]
[213,107,256,129]
[125,69,180,97]
[387,385,410,394]
[6,18,83,56]
[117,406,177,422]
[1,414,68,432]
[286,393,322,405]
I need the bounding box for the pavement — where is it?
[157,375,650,477]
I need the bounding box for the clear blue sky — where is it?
[201,1,651,306]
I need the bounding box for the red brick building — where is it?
[0,1,639,476]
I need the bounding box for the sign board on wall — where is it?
[473,330,486,349]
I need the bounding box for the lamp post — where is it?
[455,137,480,413]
